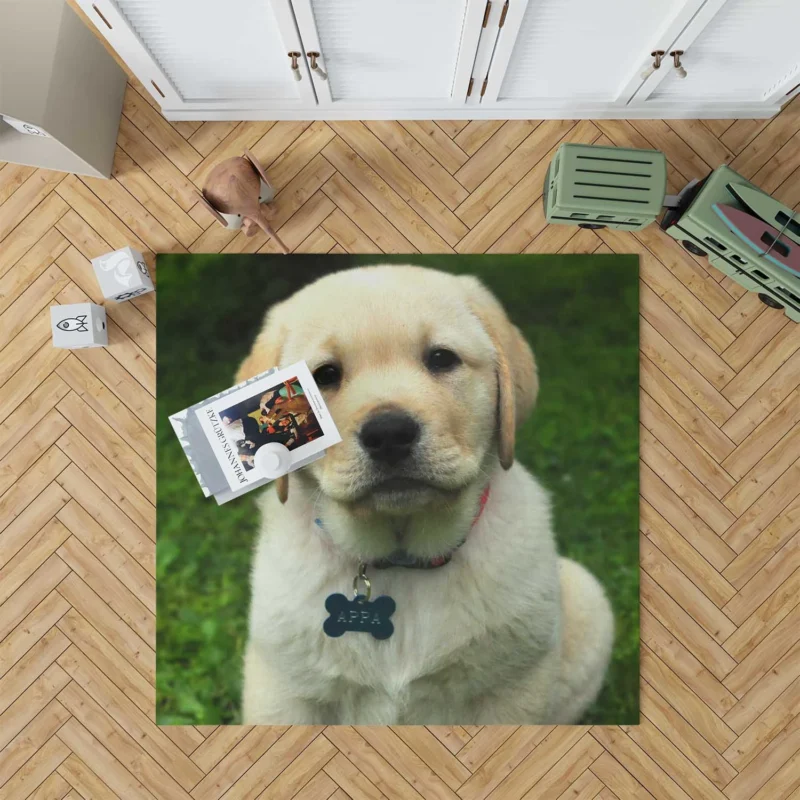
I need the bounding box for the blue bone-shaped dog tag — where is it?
[323,593,395,640]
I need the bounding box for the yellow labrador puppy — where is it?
[240,265,613,724]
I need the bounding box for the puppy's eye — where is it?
[425,348,461,373]
[313,363,342,387]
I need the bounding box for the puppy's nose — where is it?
[359,412,420,465]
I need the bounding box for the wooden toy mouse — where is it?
[196,149,289,254]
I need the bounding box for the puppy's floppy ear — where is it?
[236,305,290,504]
[461,277,538,470]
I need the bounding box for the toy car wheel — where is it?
[578,223,606,230]
[682,240,707,257]
[758,293,784,310]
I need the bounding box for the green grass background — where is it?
[156,254,640,725]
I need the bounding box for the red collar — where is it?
[473,483,491,524]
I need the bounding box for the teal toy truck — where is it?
[659,166,800,322]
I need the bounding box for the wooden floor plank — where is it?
[187,121,240,158]
[641,392,736,500]
[484,727,589,800]
[400,121,470,175]
[56,680,193,800]
[263,121,336,192]
[57,500,155,605]
[724,643,800,735]
[640,681,737,790]
[641,607,737,719]
[453,121,538,191]
[0,163,36,206]
[56,717,159,800]
[629,120,712,182]
[723,675,800,772]
[640,357,736,463]
[456,727,551,800]
[641,644,737,752]
[57,752,121,799]
[189,726,287,800]
[455,119,577,228]
[56,571,154,683]
[110,148,202,249]
[0,264,70,349]
[592,726,698,800]
[667,119,735,170]
[724,563,800,663]
[722,422,800,516]
[0,193,69,276]
[322,172,416,254]
[453,121,506,155]
[436,120,471,139]
[729,98,800,179]
[640,283,736,390]
[329,121,468,247]
[115,115,201,212]
[364,121,468,210]
[322,137,454,252]
[641,501,736,608]
[55,463,154,573]
[0,228,68,317]
[642,572,738,683]
[55,427,154,536]
[458,121,600,251]
[0,169,66,243]
[121,85,202,176]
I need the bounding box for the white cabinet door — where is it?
[75,0,316,112]
[289,0,486,109]
[480,0,707,110]
[632,0,800,109]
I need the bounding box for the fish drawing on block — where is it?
[56,315,89,332]
[712,204,800,277]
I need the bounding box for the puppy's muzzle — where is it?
[358,411,420,466]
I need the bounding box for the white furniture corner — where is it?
[0,0,127,178]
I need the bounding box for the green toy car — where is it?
[543,143,666,231]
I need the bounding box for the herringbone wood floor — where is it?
[2,55,800,798]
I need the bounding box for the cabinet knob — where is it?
[641,50,665,81]
[307,52,328,81]
[288,52,302,81]
[670,50,687,79]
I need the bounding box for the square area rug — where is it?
[156,254,639,725]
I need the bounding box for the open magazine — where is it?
[169,361,341,504]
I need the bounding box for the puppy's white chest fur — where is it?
[244,464,562,724]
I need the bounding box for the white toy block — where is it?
[91,246,154,302]
[51,303,107,349]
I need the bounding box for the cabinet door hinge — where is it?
[480,77,488,97]
[467,77,474,97]
[499,0,509,27]
[482,0,491,27]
